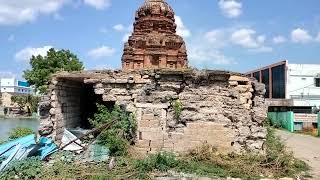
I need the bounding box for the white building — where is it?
[0,78,34,95]
[247,60,320,113]
[287,64,320,107]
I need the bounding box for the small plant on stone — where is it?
[172,100,183,120]
[89,104,137,156]
[8,127,34,140]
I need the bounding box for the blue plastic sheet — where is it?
[0,134,58,172]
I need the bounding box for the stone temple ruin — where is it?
[38,0,268,155]
[38,69,267,154]
[122,0,188,70]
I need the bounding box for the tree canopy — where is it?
[11,95,40,116]
[23,48,84,94]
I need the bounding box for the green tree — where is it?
[11,95,26,109]
[11,95,41,115]
[23,48,84,94]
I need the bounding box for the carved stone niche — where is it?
[151,55,160,67]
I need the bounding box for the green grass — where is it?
[37,151,309,180]
[8,127,34,140]
[1,120,308,179]
[35,126,309,180]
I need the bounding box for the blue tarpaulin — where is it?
[0,134,57,172]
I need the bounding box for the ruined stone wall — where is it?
[39,69,267,154]
[40,80,83,142]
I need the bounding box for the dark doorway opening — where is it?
[151,55,160,67]
[80,84,115,129]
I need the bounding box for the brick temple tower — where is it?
[122,0,188,70]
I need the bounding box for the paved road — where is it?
[276,130,320,178]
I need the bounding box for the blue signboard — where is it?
[17,81,30,87]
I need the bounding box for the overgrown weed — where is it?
[8,127,34,140]
[0,157,43,180]
[89,104,137,156]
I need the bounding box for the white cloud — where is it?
[115,25,133,42]
[99,27,108,33]
[218,0,242,18]
[92,64,115,70]
[316,32,320,42]
[272,36,287,44]
[204,30,226,47]
[189,46,236,65]
[230,28,272,52]
[122,33,131,42]
[175,15,191,38]
[83,0,111,10]
[8,34,15,42]
[15,46,53,62]
[53,13,63,21]
[257,35,266,44]
[0,71,15,78]
[188,31,236,66]
[231,28,259,48]
[0,0,68,25]
[127,25,133,32]
[291,28,312,43]
[87,46,115,59]
[113,24,125,32]
[249,46,273,53]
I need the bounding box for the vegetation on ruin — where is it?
[10,126,306,180]
[1,112,309,179]
[11,95,41,115]
[172,100,183,120]
[8,127,34,140]
[0,157,43,180]
[89,104,137,156]
[0,139,5,145]
[23,48,84,94]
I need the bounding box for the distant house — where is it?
[246,60,320,132]
[246,61,320,131]
[0,78,34,95]
[246,60,320,113]
[0,78,34,107]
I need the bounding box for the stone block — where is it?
[229,76,249,82]
[142,114,155,120]
[102,94,117,101]
[94,88,105,94]
[84,79,101,84]
[135,103,169,109]
[102,79,116,84]
[139,131,164,141]
[139,120,160,128]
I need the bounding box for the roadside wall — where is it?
[39,69,268,154]
[268,112,294,132]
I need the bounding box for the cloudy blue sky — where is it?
[0,0,320,79]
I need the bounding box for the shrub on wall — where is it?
[89,104,137,156]
[172,100,183,120]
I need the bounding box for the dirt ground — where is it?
[276,130,320,178]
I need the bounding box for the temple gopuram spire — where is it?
[121,0,188,70]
